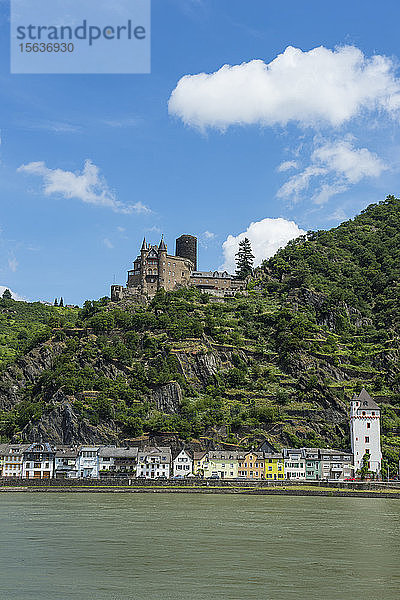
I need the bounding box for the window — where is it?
[365,436,369,443]
[367,422,370,429]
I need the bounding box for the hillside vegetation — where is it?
[0,196,399,473]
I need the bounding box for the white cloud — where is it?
[23,120,82,134]
[277,160,298,172]
[0,286,25,301]
[103,117,141,128]
[277,165,327,199]
[221,217,305,272]
[278,138,387,204]
[312,138,387,183]
[103,238,114,249]
[169,45,400,130]
[8,256,18,272]
[328,208,347,222]
[17,160,151,215]
[204,230,216,239]
[312,183,347,206]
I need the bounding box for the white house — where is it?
[136,447,171,479]
[283,448,306,480]
[98,446,138,475]
[172,449,193,477]
[22,442,55,479]
[76,446,100,478]
[54,447,79,478]
[319,449,354,481]
[350,389,382,475]
[0,443,28,477]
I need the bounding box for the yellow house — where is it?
[193,451,239,479]
[264,453,285,480]
[193,451,208,476]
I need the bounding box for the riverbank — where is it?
[1,481,400,498]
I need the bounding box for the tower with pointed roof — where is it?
[350,389,382,475]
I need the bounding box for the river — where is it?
[0,493,398,599]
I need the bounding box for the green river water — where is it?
[0,493,398,600]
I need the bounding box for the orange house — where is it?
[238,451,265,479]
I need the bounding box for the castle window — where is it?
[367,422,370,429]
[365,436,369,443]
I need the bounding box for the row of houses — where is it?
[0,443,355,481]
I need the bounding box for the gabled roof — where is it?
[137,446,172,460]
[25,442,54,454]
[55,448,78,459]
[236,451,264,460]
[172,448,192,461]
[0,444,30,456]
[264,453,283,459]
[193,451,207,461]
[207,451,240,460]
[147,247,159,259]
[352,388,380,411]
[99,447,138,459]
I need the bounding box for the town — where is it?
[0,390,384,482]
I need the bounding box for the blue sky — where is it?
[1,0,400,304]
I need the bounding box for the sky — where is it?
[1,0,400,304]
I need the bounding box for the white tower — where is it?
[350,389,382,475]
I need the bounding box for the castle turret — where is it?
[158,235,167,290]
[350,389,382,475]
[140,238,148,295]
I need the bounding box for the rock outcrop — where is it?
[149,381,183,413]
[17,391,120,445]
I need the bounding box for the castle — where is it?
[111,234,246,302]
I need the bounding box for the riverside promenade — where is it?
[1,478,400,498]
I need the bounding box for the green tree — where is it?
[54,298,58,306]
[2,289,12,300]
[360,451,370,479]
[235,238,254,279]
[59,297,64,307]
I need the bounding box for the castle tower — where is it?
[176,234,197,271]
[158,236,167,290]
[140,237,148,295]
[350,389,382,475]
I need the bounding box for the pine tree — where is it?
[59,297,64,307]
[235,238,254,279]
[2,289,12,300]
[54,298,58,306]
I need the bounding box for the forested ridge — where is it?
[0,196,399,473]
